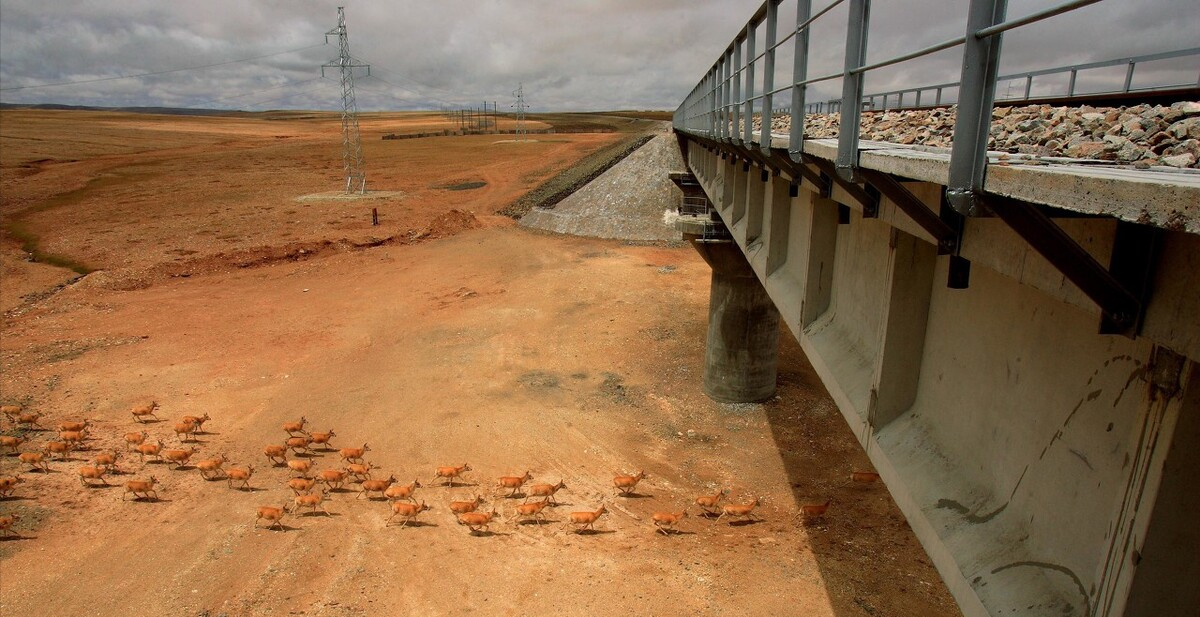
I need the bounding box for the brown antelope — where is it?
[317,469,348,490]
[383,479,422,503]
[57,420,89,433]
[227,465,255,490]
[512,498,552,525]
[497,471,533,497]
[0,475,25,497]
[286,477,317,495]
[136,439,165,463]
[652,510,688,535]
[255,505,288,530]
[717,497,762,523]
[285,435,312,455]
[124,430,149,451]
[130,402,160,423]
[798,498,832,522]
[358,474,398,500]
[386,500,430,528]
[93,450,121,474]
[263,444,288,466]
[58,430,87,451]
[18,452,49,472]
[850,471,881,484]
[0,405,22,420]
[0,513,18,538]
[525,480,566,504]
[44,440,73,460]
[569,505,607,532]
[180,413,211,432]
[339,443,370,463]
[456,508,498,534]
[293,488,331,516]
[346,462,374,482]
[0,435,25,455]
[15,413,42,429]
[161,447,200,469]
[286,459,313,478]
[432,463,471,487]
[308,429,336,450]
[613,471,647,495]
[196,454,230,479]
[78,465,108,487]
[281,417,308,437]
[449,495,485,514]
[172,421,198,443]
[694,488,730,514]
[124,476,159,501]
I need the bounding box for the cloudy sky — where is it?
[0,0,1195,112]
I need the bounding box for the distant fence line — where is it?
[382,127,616,140]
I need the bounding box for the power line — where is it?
[0,42,327,92]
[239,79,337,110]
[186,76,326,110]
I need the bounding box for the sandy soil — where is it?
[0,110,959,617]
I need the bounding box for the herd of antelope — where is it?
[0,403,872,539]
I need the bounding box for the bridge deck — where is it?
[753,135,1200,234]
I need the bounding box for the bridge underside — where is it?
[675,133,1199,617]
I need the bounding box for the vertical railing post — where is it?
[733,39,743,144]
[708,66,718,137]
[759,0,779,152]
[724,49,734,140]
[1123,60,1135,93]
[1024,74,1033,99]
[718,56,727,140]
[946,0,1008,216]
[836,0,871,181]
[789,0,812,162]
[743,22,757,144]
[1068,69,1077,96]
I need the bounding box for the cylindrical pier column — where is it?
[689,237,780,403]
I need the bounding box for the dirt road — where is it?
[0,110,958,617]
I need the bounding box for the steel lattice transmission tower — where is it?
[322,7,370,193]
[512,82,528,140]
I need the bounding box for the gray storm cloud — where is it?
[0,0,1195,112]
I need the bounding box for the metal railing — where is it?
[679,196,712,217]
[672,0,1200,216]
[806,47,1200,114]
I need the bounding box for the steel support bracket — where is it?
[766,149,826,195]
[985,194,1147,335]
[860,168,958,254]
[810,157,877,217]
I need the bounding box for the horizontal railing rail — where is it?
[806,46,1200,114]
[672,0,1200,216]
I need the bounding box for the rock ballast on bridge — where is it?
[753,101,1200,169]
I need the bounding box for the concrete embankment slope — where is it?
[520,131,684,242]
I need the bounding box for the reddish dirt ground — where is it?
[0,110,960,617]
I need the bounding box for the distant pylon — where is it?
[512,83,528,140]
[322,7,369,194]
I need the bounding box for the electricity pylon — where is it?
[512,83,528,140]
[322,7,369,194]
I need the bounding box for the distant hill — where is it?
[0,103,240,117]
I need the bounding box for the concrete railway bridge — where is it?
[667,1,1199,616]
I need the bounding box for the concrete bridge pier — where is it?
[688,235,781,403]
